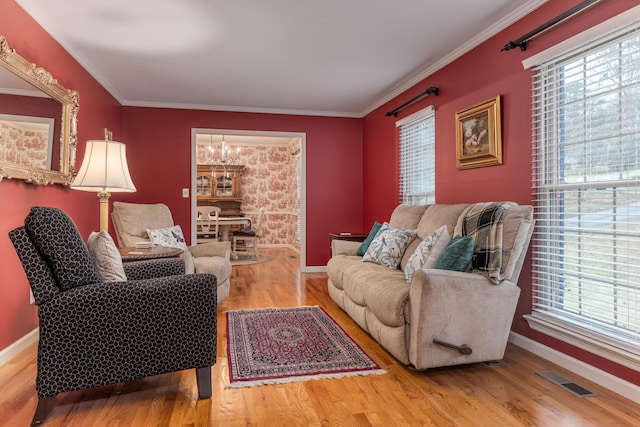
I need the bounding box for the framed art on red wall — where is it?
[455,95,502,170]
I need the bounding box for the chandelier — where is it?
[209,135,240,178]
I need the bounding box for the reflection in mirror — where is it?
[0,35,78,185]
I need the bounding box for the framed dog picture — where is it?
[455,95,502,169]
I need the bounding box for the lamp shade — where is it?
[71,140,136,192]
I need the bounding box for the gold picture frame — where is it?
[455,95,502,170]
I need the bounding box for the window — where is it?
[527,16,640,368]
[397,105,435,205]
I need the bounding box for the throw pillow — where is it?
[404,225,451,283]
[362,223,416,269]
[87,231,127,282]
[434,235,474,272]
[24,206,102,291]
[147,225,188,249]
[356,221,382,256]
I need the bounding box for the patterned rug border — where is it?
[225,306,386,388]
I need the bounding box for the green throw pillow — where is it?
[357,221,382,256]
[434,235,474,271]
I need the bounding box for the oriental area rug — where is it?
[226,306,386,388]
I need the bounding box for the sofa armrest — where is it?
[188,241,231,261]
[331,239,360,257]
[408,269,520,370]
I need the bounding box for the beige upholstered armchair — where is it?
[112,202,232,303]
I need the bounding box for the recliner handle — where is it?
[433,338,473,355]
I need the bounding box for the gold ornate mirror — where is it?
[0,35,78,185]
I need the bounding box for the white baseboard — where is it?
[303,266,327,273]
[0,328,39,367]
[509,332,640,404]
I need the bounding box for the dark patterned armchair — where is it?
[9,207,217,426]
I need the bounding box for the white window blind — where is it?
[529,19,640,367]
[397,105,435,205]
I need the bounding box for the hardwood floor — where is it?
[1,247,639,426]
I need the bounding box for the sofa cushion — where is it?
[362,278,410,327]
[501,205,534,282]
[24,206,102,291]
[87,231,127,282]
[362,223,416,269]
[326,255,361,290]
[404,225,451,283]
[417,204,469,239]
[434,235,474,271]
[399,237,420,272]
[342,261,406,308]
[389,204,429,230]
[357,221,382,256]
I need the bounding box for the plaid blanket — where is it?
[462,202,516,285]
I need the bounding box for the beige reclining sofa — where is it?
[112,202,232,303]
[327,203,534,370]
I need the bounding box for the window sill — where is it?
[524,313,640,371]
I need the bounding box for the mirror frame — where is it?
[0,35,79,185]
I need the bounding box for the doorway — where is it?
[191,129,306,270]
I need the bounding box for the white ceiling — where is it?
[15,0,547,118]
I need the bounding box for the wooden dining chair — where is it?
[197,206,221,242]
[232,208,264,258]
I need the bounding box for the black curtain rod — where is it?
[385,86,439,117]
[502,0,602,51]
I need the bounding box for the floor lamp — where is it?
[71,135,136,232]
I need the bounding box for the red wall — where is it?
[121,107,363,268]
[0,1,123,351]
[362,0,640,386]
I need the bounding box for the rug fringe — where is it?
[225,369,387,389]
[224,305,319,314]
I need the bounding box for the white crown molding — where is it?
[122,100,361,118]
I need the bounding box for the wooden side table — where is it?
[329,233,368,255]
[118,247,183,262]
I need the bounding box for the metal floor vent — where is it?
[536,371,598,398]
